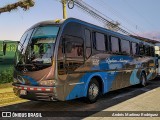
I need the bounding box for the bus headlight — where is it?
[39,80,55,86]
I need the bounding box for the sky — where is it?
[0,0,160,41]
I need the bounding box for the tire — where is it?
[86,78,100,103]
[140,72,147,87]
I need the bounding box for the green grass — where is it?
[0,87,13,93]
[0,82,12,89]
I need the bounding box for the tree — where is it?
[0,0,35,14]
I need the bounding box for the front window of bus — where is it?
[15,26,59,71]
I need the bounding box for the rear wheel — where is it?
[86,78,100,103]
[140,72,147,87]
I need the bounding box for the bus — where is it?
[12,18,157,103]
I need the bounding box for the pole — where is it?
[62,0,67,19]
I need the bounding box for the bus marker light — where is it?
[24,87,27,90]
[30,88,34,90]
[37,88,41,91]
[17,86,53,92]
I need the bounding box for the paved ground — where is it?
[84,87,160,120]
[0,78,160,120]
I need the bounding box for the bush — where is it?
[0,66,13,84]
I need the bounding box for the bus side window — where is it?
[145,45,150,56]
[139,43,145,56]
[65,37,84,58]
[110,36,119,53]
[94,32,105,51]
[150,46,155,57]
[121,39,130,54]
[58,36,84,74]
[136,43,139,55]
[131,42,137,55]
[85,29,91,58]
[105,35,109,51]
[65,36,84,71]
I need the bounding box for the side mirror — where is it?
[3,42,6,55]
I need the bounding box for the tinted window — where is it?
[85,29,91,58]
[111,36,119,52]
[57,36,84,74]
[95,32,105,51]
[85,29,91,47]
[121,39,130,54]
[150,46,155,57]
[145,45,150,56]
[18,29,34,55]
[65,36,84,58]
[105,35,109,51]
[132,42,137,55]
[139,44,145,55]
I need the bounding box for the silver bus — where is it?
[12,18,157,103]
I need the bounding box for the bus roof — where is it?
[28,18,155,46]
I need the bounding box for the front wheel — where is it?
[86,78,100,103]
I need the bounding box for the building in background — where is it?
[0,40,18,83]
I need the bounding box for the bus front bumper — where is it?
[12,84,59,101]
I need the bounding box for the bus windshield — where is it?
[15,26,59,71]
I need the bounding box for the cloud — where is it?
[138,32,160,41]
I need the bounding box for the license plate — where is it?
[20,90,27,95]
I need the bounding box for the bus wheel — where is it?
[86,78,100,103]
[140,72,147,87]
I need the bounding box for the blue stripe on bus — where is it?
[66,55,133,100]
[23,76,38,86]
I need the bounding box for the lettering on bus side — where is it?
[105,58,129,64]
[91,56,100,65]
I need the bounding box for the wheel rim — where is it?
[88,83,99,100]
